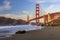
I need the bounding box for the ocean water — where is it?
[0,25,44,38]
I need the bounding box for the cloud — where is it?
[1,13,28,20]
[19,15,27,20]
[4,14,19,19]
[28,0,45,3]
[0,0,11,11]
[0,10,35,20]
[22,10,29,15]
[44,4,60,14]
[27,0,60,3]
[19,10,36,20]
[49,0,60,2]
[3,0,11,10]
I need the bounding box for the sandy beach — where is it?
[0,26,60,40]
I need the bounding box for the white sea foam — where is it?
[0,25,44,38]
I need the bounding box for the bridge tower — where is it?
[27,15,29,23]
[36,4,40,25]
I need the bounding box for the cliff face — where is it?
[48,17,60,26]
[0,17,27,25]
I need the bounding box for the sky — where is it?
[0,0,60,21]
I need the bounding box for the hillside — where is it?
[48,17,60,26]
[0,17,27,26]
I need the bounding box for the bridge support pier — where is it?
[27,15,30,24]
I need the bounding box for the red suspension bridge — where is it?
[27,4,60,25]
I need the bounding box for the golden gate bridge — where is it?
[27,4,60,25]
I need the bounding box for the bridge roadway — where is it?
[29,12,60,24]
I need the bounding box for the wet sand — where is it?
[1,26,60,40]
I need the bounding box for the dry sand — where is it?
[0,26,60,40]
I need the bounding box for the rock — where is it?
[16,30,26,34]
